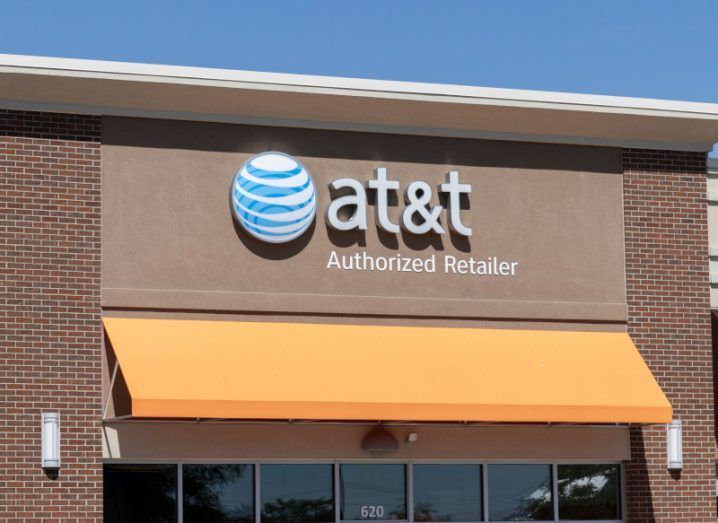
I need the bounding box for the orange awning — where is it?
[102,317,671,424]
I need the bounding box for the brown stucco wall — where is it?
[102,422,631,462]
[101,117,626,323]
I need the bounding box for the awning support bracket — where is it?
[102,360,120,420]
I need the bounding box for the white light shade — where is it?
[666,419,682,470]
[41,412,60,469]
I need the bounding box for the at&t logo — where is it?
[231,152,317,243]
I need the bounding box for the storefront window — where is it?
[487,464,553,521]
[183,464,254,523]
[260,464,334,523]
[104,463,178,523]
[103,461,623,522]
[557,464,621,520]
[413,464,482,522]
[340,464,407,521]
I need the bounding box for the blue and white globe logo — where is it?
[231,152,317,243]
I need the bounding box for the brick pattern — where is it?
[623,148,715,522]
[0,111,715,522]
[0,110,102,521]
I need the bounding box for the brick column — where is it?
[0,110,102,520]
[623,148,715,522]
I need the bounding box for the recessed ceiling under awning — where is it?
[102,317,671,424]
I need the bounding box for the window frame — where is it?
[486,462,555,522]
[411,462,483,523]
[103,460,626,523]
[338,462,409,523]
[180,463,256,523]
[259,462,337,523]
[554,463,624,522]
[103,462,180,523]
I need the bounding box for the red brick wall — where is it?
[0,110,715,521]
[623,148,715,522]
[0,110,102,521]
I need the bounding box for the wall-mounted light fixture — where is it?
[666,419,682,471]
[362,427,398,452]
[41,412,60,470]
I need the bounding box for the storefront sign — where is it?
[231,151,504,276]
[326,168,472,236]
[103,117,627,321]
[326,251,518,276]
[233,151,474,240]
[231,152,317,243]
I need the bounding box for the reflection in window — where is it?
[183,464,254,522]
[104,464,177,523]
[413,464,482,522]
[340,464,407,520]
[558,464,621,520]
[260,464,334,523]
[488,464,553,521]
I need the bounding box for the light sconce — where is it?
[666,419,682,471]
[41,412,60,470]
[362,427,399,452]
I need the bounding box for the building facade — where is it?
[2,55,718,522]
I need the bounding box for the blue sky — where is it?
[1,1,716,152]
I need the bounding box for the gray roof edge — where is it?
[2,53,718,119]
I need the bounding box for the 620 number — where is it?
[360,505,385,519]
